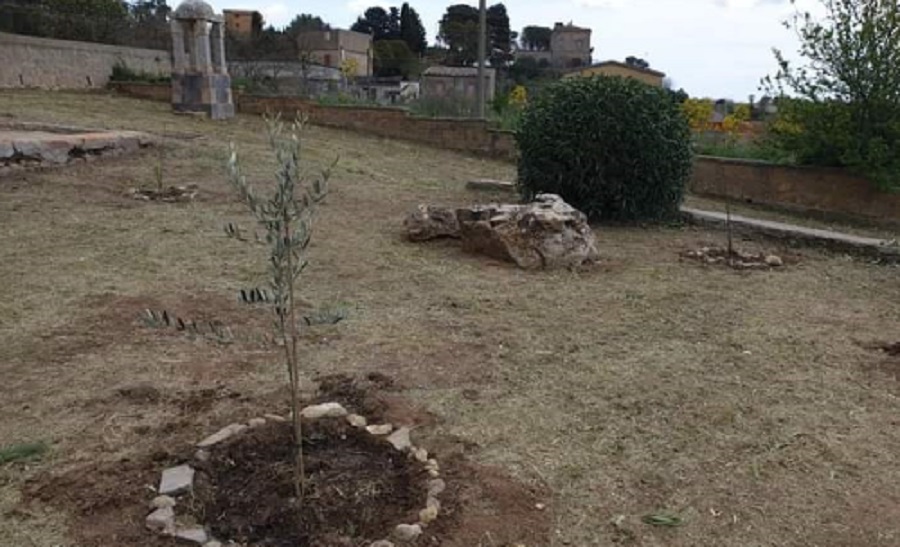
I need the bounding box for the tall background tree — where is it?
[398,2,426,54]
[520,25,551,51]
[764,0,900,190]
[352,4,426,77]
[438,3,511,66]
[285,13,329,37]
[351,6,400,40]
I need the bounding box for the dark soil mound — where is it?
[194,419,422,547]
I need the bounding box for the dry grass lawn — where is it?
[1,90,900,547]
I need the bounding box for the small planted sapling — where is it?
[224,114,335,501]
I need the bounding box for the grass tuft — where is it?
[0,442,48,464]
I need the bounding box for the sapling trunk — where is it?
[224,115,333,508]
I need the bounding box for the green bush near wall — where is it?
[516,75,693,222]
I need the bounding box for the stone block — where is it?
[0,141,14,160]
[159,464,194,495]
[12,140,42,159]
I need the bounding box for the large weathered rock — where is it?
[404,205,460,241]
[406,194,598,269]
[458,194,598,269]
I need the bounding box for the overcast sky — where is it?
[208,0,823,99]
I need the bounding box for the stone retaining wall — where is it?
[691,156,900,225]
[0,32,170,89]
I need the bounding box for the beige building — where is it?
[564,60,666,87]
[296,29,372,77]
[421,66,496,102]
[517,22,592,69]
[222,10,259,37]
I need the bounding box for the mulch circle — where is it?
[194,419,423,547]
[680,245,785,270]
[130,185,197,202]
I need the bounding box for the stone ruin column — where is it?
[210,22,227,75]
[170,20,187,75]
[170,0,234,119]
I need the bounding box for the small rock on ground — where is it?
[366,424,393,435]
[419,505,439,523]
[765,254,784,267]
[203,542,222,547]
[370,541,395,547]
[427,478,446,497]
[300,402,348,419]
[174,527,208,544]
[347,414,367,427]
[149,495,176,509]
[413,447,428,462]
[159,464,194,496]
[247,417,266,427]
[387,427,412,451]
[264,413,287,422]
[145,506,175,533]
[197,423,247,448]
[393,523,422,542]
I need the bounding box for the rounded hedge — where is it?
[516,75,693,222]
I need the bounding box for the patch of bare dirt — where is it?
[20,374,552,546]
[195,420,422,547]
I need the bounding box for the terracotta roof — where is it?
[578,60,666,78]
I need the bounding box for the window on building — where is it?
[324,54,332,67]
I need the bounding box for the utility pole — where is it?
[476,0,486,119]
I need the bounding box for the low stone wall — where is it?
[690,156,900,225]
[0,32,170,89]
[237,95,517,160]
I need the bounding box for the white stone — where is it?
[765,255,784,267]
[149,495,176,509]
[194,449,210,462]
[174,527,209,544]
[145,506,175,533]
[247,417,266,427]
[426,496,440,511]
[370,541,395,547]
[386,427,412,451]
[413,447,428,462]
[424,459,439,471]
[427,478,446,497]
[300,402,348,420]
[203,542,222,547]
[0,141,14,160]
[197,423,246,448]
[419,505,439,524]
[347,414,367,428]
[366,424,393,435]
[264,413,287,422]
[159,464,194,495]
[393,523,422,542]
[428,469,440,478]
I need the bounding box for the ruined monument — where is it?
[170,0,234,119]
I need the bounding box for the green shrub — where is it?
[516,76,693,222]
[110,60,169,83]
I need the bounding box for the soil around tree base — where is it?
[194,419,422,547]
